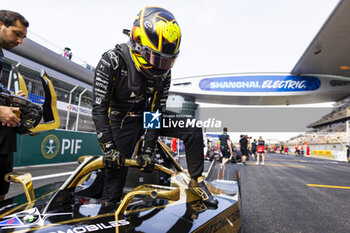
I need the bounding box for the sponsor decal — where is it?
[144,21,153,29]
[95,89,107,95]
[95,82,108,90]
[41,135,84,158]
[199,75,321,92]
[96,70,108,78]
[41,134,60,159]
[96,77,108,84]
[312,150,332,156]
[330,80,350,86]
[125,95,145,104]
[57,101,92,116]
[95,97,102,105]
[49,220,130,233]
[99,64,105,71]
[61,139,82,155]
[0,217,23,226]
[101,59,111,67]
[107,50,119,70]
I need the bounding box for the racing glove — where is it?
[137,147,156,173]
[101,141,124,170]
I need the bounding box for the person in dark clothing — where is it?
[0,10,29,201]
[346,145,350,163]
[239,135,249,165]
[219,127,232,167]
[92,7,217,206]
[251,139,257,160]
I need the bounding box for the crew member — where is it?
[0,10,29,201]
[295,145,300,156]
[219,127,232,167]
[92,7,217,206]
[239,134,248,165]
[251,139,257,160]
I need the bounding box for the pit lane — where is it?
[8,153,350,233]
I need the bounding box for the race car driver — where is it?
[92,6,218,206]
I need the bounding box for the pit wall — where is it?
[285,143,348,161]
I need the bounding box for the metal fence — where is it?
[1,57,95,132]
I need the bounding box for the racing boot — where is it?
[188,176,218,207]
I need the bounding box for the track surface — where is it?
[240,153,350,233]
[8,153,350,233]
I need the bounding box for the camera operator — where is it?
[0,10,29,200]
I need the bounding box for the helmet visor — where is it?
[139,46,178,70]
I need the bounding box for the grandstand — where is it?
[287,98,350,148]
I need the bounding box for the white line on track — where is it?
[32,172,73,181]
[299,160,339,164]
[15,162,77,170]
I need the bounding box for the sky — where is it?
[2,0,340,79]
[1,0,341,141]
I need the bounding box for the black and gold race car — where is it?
[0,139,241,233]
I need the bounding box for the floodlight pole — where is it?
[66,85,78,130]
[76,88,87,131]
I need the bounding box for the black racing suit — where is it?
[92,43,204,202]
[0,50,16,195]
[239,137,248,156]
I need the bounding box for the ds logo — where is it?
[143,110,161,129]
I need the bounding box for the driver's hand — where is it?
[103,149,125,170]
[137,148,156,173]
[100,141,124,170]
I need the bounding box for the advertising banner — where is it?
[15,129,101,166]
[199,75,321,92]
